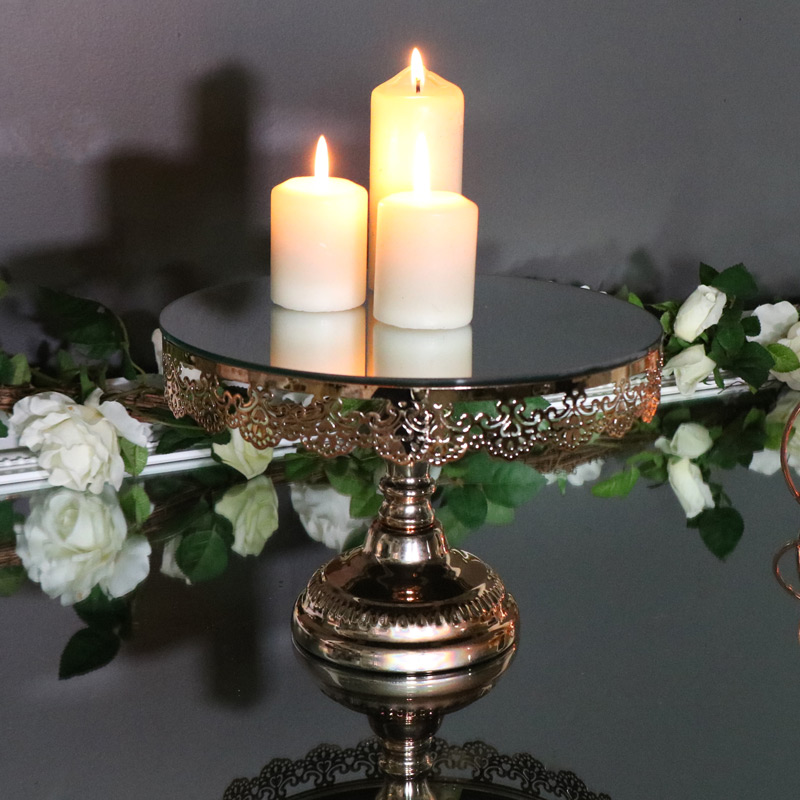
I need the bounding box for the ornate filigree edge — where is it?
[163,338,661,466]
[222,738,611,800]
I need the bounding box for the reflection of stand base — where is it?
[292,462,519,673]
[298,646,515,800]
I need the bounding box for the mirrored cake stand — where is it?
[160,275,662,675]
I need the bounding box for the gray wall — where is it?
[1,0,798,349]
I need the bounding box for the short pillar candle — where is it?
[270,136,367,312]
[373,134,478,330]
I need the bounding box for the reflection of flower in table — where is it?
[290,483,372,551]
[16,486,151,605]
[215,475,280,556]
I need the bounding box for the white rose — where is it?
[655,422,713,459]
[151,328,164,375]
[663,345,717,396]
[746,301,799,345]
[290,484,371,552]
[771,324,800,390]
[16,486,151,605]
[215,475,280,557]
[760,389,800,465]
[160,537,191,584]
[673,285,727,342]
[212,428,274,479]
[9,389,151,494]
[544,459,604,487]
[667,457,714,519]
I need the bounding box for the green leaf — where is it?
[767,343,800,373]
[691,507,744,560]
[281,451,321,481]
[485,500,515,526]
[155,425,213,454]
[626,291,644,309]
[591,466,641,498]
[78,366,96,400]
[36,288,126,360]
[341,524,369,552]
[74,586,130,631]
[727,341,775,389]
[710,263,758,300]
[628,451,668,482]
[0,353,31,386]
[59,628,120,679]
[119,439,148,477]
[698,263,719,284]
[444,485,489,529]
[483,460,546,507]
[0,416,7,438]
[0,566,26,596]
[524,396,551,411]
[436,505,472,547]
[119,485,152,524]
[0,500,15,543]
[743,407,765,430]
[765,420,787,451]
[324,463,365,497]
[706,420,766,469]
[452,400,499,419]
[349,485,382,518]
[715,312,745,356]
[741,315,761,338]
[651,300,679,315]
[659,310,674,334]
[176,528,229,582]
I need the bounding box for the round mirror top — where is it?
[159,275,662,388]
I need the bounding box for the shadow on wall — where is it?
[5,65,269,370]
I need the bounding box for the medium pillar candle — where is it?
[371,322,472,379]
[271,136,367,312]
[369,48,463,285]
[373,135,478,330]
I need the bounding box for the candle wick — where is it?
[415,79,421,94]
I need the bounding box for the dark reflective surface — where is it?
[159,277,662,386]
[4,398,800,799]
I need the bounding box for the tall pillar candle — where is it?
[373,134,478,330]
[369,48,464,284]
[271,136,367,312]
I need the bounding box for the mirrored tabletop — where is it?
[3,388,800,799]
[159,276,662,387]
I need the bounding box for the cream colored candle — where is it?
[373,134,478,330]
[270,306,365,376]
[369,48,464,284]
[371,321,472,379]
[271,136,367,312]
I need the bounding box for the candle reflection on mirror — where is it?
[370,320,472,379]
[271,306,366,376]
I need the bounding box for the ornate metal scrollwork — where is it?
[222,738,611,800]
[163,339,660,466]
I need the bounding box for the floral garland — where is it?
[1,264,800,677]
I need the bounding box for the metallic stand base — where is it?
[292,462,519,673]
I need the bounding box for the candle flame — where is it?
[413,132,430,195]
[410,47,425,93]
[314,135,329,179]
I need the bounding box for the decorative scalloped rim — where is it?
[222,738,611,800]
[163,339,661,466]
